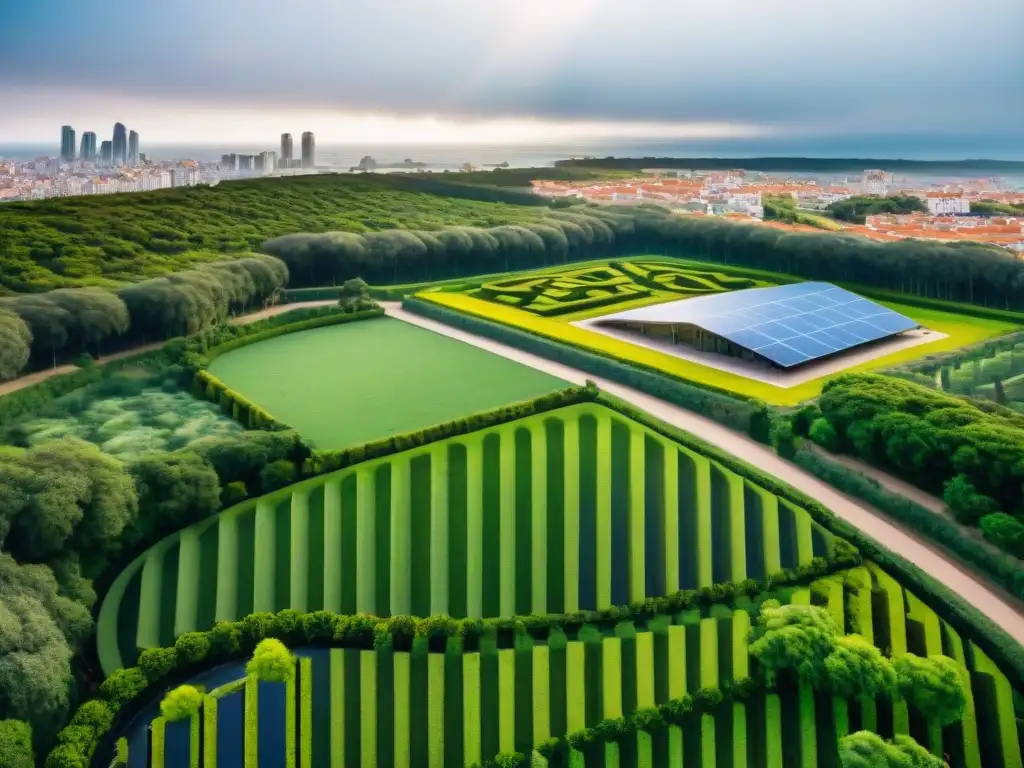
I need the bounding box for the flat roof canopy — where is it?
[593,281,919,368]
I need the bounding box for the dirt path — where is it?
[0,300,339,397]
[382,302,1024,642]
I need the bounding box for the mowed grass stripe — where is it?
[514,427,533,616]
[577,414,598,612]
[307,486,326,612]
[448,444,469,620]
[481,434,502,619]
[410,455,431,618]
[207,317,567,450]
[273,496,292,613]
[610,419,631,608]
[545,418,565,615]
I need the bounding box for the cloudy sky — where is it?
[1,0,1021,144]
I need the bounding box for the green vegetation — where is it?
[247,638,296,682]
[811,373,1024,559]
[825,195,928,224]
[207,316,567,448]
[839,731,945,768]
[970,199,1024,216]
[160,685,204,722]
[0,720,34,768]
[763,195,843,230]
[0,173,549,293]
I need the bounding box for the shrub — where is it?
[980,512,1024,557]
[174,631,212,665]
[838,731,944,768]
[221,480,248,507]
[160,684,204,722]
[894,653,967,727]
[72,353,96,368]
[137,647,178,681]
[943,474,999,526]
[260,459,297,492]
[98,667,148,706]
[246,638,296,682]
[808,417,839,451]
[0,720,34,768]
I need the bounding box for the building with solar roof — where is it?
[588,282,920,369]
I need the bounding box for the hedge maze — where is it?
[98,403,836,673]
[472,261,757,317]
[122,565,1022,768]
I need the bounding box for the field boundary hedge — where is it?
[593,391,1024,687]
[66,553,843,768]
[305,381,600,474]
[402,296,770,437]
[183,308,385,431]
[792,447,1024,602]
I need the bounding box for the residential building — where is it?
[128,131,140,166]
[60,126,76,162]
[862,169,888,196]
[301,131,315,168]
[80,132,97,162]
[259,151,277,174]
[926,193,971,216]
[112,123,128,166]
[238,154,253,171]
[280,133,293,167]
[221,154,239,171]
[99,141,113,166]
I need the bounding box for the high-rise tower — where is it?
[80,132,97,162]
[280,133,293,168]
[301,131,315,169]
[100,141,113,166]
[128,130,140,165]
[60,125,76,161]
[112,123,128,166]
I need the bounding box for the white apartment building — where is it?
[862,169,888,196]
[926,193,971,215]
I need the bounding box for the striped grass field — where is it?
[98,402,837,673]
[130,564,1022,768]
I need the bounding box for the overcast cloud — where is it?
[1,0,1021,142]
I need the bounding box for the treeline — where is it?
[0,255,287,378]
[554,156,1024,174]
[805,373,1024,560]
[267,203,1024,310]
[825,194,927,223]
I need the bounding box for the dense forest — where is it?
[825,194,927,223]
[971,200,1024,216]
[555,156,1024,174]
[0,173,549,293]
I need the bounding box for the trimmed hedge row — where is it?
[56,558,838,768]
[191,369,288,431]
[305,381,601,475]
[403,297,770,437]
[792,448,1024,601]
[593,391,1024,687]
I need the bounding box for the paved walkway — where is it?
[382,302,1024,642]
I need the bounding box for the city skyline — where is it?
[0,0,1019,146]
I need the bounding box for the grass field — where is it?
[206,316,567,449]
[97,402,838,673]
[419,261,1017,405]
[120,566,1023,768]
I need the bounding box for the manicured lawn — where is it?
[207,316,567,449]
[420,290,1017,405]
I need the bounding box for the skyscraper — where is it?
[80,132,97,162]
[100,141,113,166]
[60,126,76,161]
[128,131,140,165]
[280,133,293,168]
[301,132,315,169]
[112,123,128,166]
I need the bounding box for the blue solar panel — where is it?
[594,281,920,368]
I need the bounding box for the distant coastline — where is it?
[556,157,1024,174]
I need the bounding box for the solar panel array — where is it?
[595,282,919,368]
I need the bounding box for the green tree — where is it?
[0,719,34,768]
[942,474,999,526]
[0,309,31,382]
[809,417,839,451]
[980,512,1024,557]
[824,634,896,700]
[160,685,204,722]
[127,452,220,545]
[246,638,295,682]
[894,653,967,727]
[839,731,944,767]
[748,601,838,685]
[259,459,297,492]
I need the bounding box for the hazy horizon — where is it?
[2,0,1020,147]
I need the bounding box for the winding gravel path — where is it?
[381,302,1024,643]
